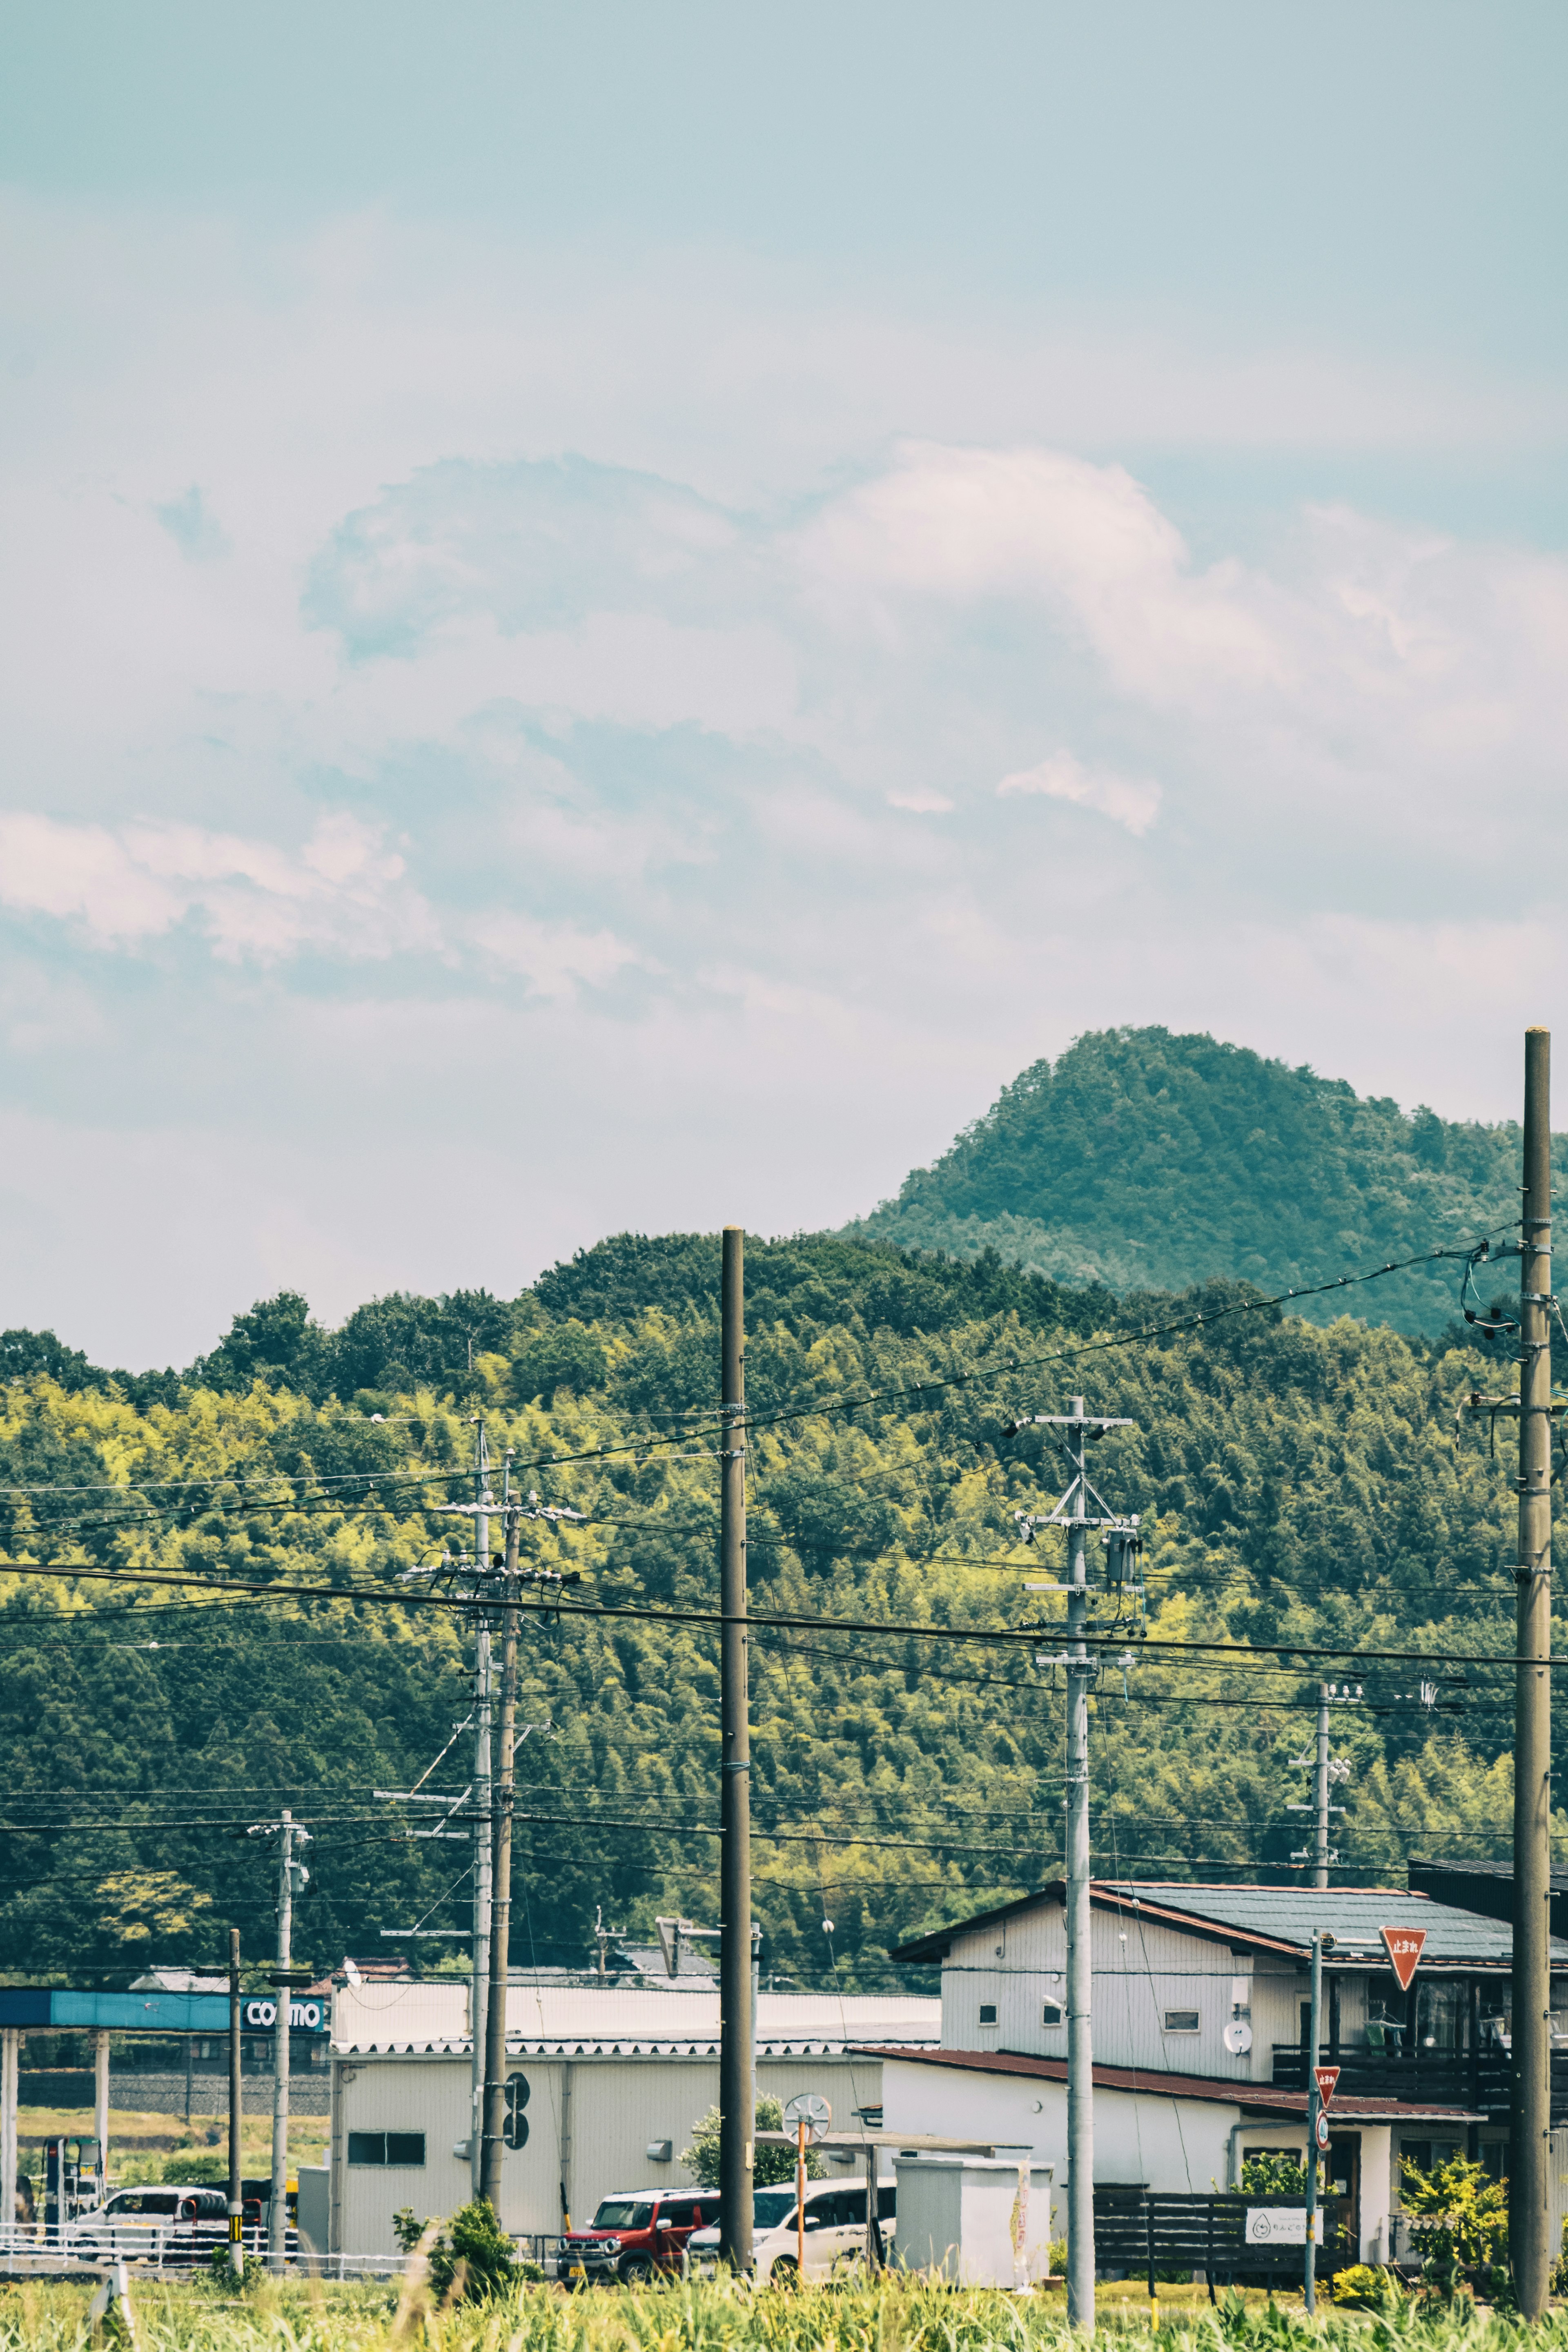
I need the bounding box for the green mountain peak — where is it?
[850,1024,1551,1333]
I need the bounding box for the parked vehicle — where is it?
[70,2185,260,2267]
[687,2179,895,2283]
[557,2189,722,2285]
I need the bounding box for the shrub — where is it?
[1399,2153,1508,2298]
[1238,2152,1309,2198]
[1332,2263,1401,2309]
[392,2197,532,2301]
[682,2096,826,2191]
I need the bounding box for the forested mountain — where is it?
[849,1027,1561,1335]
[0,1233,1547,1992]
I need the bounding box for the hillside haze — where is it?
[851,1026,1556,1334]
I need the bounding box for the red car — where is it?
[558,2188,722,2285]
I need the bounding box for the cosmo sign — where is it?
[243,1997,325,2032]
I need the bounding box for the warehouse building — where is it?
[326,1985,939,2256]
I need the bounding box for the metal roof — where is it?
[891,1879,1568,1969]
[1098,1883,1568,1968]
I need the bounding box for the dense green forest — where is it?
[0,1228,1551,1991]
[849,1026,1563,1335]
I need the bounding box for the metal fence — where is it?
[0,2224,563,2282]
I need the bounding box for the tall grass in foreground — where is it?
[3,2276,1568,2352]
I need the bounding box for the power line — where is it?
[0,1557,1550,1672]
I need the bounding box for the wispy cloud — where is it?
[998,749,1161,836]
[0,811,435,962]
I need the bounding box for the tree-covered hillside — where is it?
[0,1234,1550,1992]
[849,1027,1561,1335]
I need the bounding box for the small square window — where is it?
[978,2003,998,2026]
[386,2133,425,2167]
[1163,2009,1201,2034]
[1041,2002,1063,2027]
[347,2132,386,2166]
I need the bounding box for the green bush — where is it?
[1399,2153,1508,2299]
[1238,2152,1310,2198]
[681,2096,826,2191]
[204,2243,265,2292]
[392,2196,531,2302]
[1331,2263,1401,2309]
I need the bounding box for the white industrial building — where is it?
[325,1981,940,2257]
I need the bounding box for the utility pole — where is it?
[267,1811,306,2271]
[470,1424,494,2198]
[1513,1026,1552,2320]
[1305,1928,1324,2313]
[1063,1396,1095,2334]
[1313,1691,1331,1891]
[718,1226,753,2275]
[1014,1394,1136,2332]
[480,1496,521,2211]
[228,1929,243,2277]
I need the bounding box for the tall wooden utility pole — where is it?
[480,1498,521,2210]
[470,1425,494,2197]
[1512,1026,1552,2319]
[718,1228,754,2273]
[227,1929,243,2276]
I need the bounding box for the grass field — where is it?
[14,2107,328,2183]
[0,2272,1564,2352]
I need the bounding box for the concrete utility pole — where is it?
[270,1813,296,2271]
[1513,1026,1553,2320]
[718,1227,754,2275]
[480,1498,521,2211]
[1013,1393,1136,2332]
[1313,1690,1332,1891]
[1063,1396,1095,2333]
[470,1424,494,2198]
[228,1928,243,2276]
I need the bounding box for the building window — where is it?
[979,2004,998,2026]
[1041,2003,1063,2027]
[1163,2010,1200,2034]
[347,2131,425,2167]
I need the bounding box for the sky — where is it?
[2,1,1566,1367]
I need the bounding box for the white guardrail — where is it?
[0,2225,561,2281]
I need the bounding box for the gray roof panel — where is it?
[1101,1882,1568,1967]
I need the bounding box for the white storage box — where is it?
[893,2156,1055,2287]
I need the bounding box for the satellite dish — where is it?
[342,1959,362,1988]
[1223,2020,1253,2055]
[782,2092,832,2145]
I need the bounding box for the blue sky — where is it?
[1,2,1565,1364]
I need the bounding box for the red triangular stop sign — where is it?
[1314,2065,1341,2108]
[1381,1925,1427,1991]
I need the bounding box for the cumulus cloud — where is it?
[0,811,435,962]
[998,750,1161,836]
[4,194,1568,1358]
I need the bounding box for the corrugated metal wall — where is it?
[331,2050,886,2253]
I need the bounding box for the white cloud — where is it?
[998,750,1161,836]
[469,910,647,999]
[0,810,435,962]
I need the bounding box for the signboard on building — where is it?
[1246,2208,1324,2244]
[243,1997,326,2032]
